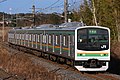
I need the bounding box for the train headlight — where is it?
[100,54,103,56]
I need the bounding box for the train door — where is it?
[70,35,75,58]
[60,34,62,54]
[68,35,71,56]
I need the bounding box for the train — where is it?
[8,22,110,71]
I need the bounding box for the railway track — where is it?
[1,41,120,80]
[83,73,120,80]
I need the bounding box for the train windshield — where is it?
[77,28,109,51]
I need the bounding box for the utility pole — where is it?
[16,14,17,27]
[2,13,5,42]
[64,0,68,23]
[32,5,35,26]
[92,0,98,26]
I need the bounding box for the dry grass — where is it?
[111,41,120,59]
[0,28,61,80]
[0,45,55,80]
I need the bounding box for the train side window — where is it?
[32,34,33,41]
[26,34,28,40]
[34,34,36,41]
[24,34,25,40]
[49,35,51,44]
[32,34,35,42]
[63,35,68,46]
[40,34,42,43]
[17,34,18,39]
[63,36,66,46]
[43,35,46,43]
[37,35,40,42]
[29,34,32,41]
[56,35,58,45]
[20,34,21,39]
[22,34,24,40]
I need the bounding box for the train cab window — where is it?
[77,28,109,51]
[77,29,87,43]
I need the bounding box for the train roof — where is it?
[11,22,85,31]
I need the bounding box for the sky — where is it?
[0,0,83,14]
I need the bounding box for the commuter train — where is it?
[8,22,110,71]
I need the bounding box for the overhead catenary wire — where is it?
[36,0,82,13]
[36,0,60,12]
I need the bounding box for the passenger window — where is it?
[63,36,67,46]
[29,34,32,41]
[43,35,46,43]
[37,35,40,42]
[56,35,59,45]
[49,35,51,44]
[33,35,35,42]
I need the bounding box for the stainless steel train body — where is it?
[8,22,110,71]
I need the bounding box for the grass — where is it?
[0,45,55,80]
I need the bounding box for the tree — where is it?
[79,0,93,25]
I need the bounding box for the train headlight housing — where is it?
[83,54,86,56]
[100,54,107,56]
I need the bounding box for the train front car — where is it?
[75,26,110,71]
